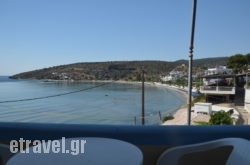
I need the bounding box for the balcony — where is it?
[200,86,235,95]
[1,122,250,165]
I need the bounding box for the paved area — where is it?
[213,103,250,125]
[162,103,250,125]
[192,114,210,124]
[234,106,250,125]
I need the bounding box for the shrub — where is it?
[194,121,211,126]
[209,110,233,125]
[191,93,206,106]
[163,115,174,122]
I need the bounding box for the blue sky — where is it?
[0,0,250,75]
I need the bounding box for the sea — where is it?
[0,76,185,125]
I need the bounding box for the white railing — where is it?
[200,86,235,94]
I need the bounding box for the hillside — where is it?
[10,57,229,81]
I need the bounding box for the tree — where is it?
[227,54,247,74]
[245,53,250,70]
[175,78,188,87]
[209,110,233,125]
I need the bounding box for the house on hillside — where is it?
[204,66,233,76]
[161,71,184,82]
[200,66,235,103]
[160,64,187,82]
[200,74,236,103]
[200,67,248,105]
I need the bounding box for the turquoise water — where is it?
[0,76,185,125]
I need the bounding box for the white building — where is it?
[192,102,239,122]
[204,66,233,76]
[193,103,212,115]
[161,71,185,82]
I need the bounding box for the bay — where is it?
[0,76,185,125]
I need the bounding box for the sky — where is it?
[0,0,250,75]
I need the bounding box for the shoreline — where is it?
[27,79,191,125]
[4,78,245,125]
[152,83,192,125]
[152,82,188,106]
[141,82,190,125]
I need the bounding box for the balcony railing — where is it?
[200,86,235,94]
[1,122,250,165]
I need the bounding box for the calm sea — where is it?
[0,76,185,125]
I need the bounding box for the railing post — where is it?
[141,70,145,125]
[158,111,162,122]
[187,0,197,125]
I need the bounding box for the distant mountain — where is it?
[193,57,229,68]
[10,57,229,81]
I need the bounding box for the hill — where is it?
[10,57,229,81]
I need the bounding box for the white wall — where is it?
[245,89,250,113]
[194,102,212,115]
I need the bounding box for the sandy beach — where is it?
[151,83,194,125]
[153,83,207,125]
[43,80,243,125]
[160,85,242,125]
[162,107,189,125]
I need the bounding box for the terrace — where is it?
[200,74,236,95]
[1,123,250,165]
[200,86,235,95]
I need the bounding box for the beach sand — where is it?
[162,107,210,125]
[155,83,201,125]
[152,83,192,125]
[162,107,189,125]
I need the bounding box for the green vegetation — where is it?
[10,61,176,81]
[175,78,188,87]
[162,115,174,122]
[194,121,210,126]
[191,94,206,106]
[193,79,202,92]
[209,110,233,125]
[10,57,229,81]
[227,53,250,74]
[195,110,233,126]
